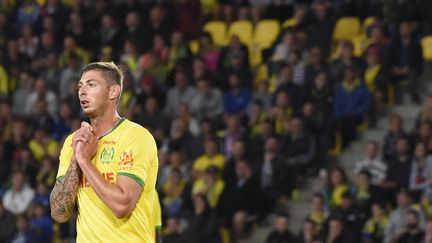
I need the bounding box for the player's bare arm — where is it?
[50,123,94,223]
[75,127,143,218]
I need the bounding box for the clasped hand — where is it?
[72,122,98,164]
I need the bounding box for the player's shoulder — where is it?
[122,119,154,138]
[61,132,76,147]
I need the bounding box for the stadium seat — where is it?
[282,18,297,29]
[351,35,367,57]
[421,35,432,61]
[332,17,361,41]
[226,20,253,45]
[203,21,227,46]
[328,131,343,157]
[252,19,280,49]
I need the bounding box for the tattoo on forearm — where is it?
[50,160,80,223]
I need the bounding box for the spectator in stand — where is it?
[304,46,328,87]
[58,51,81,100]
[219,35,249,71]
[169,117,197,160]
[24,78,58,117]
[191,57,212,85]
[332,191,366,238]
[28,201,53,243]
[9,214,35,243]
[382,137,413,195]
[306,193,328,234]
[270,90,293,135]
[330,41,364,83]
[27,127,58,163]
[272,29,297,63]
[393,209,425,243]
[193,139,225,179]
[388,20,423,104]
[165,70,197,119]
[298,219,317,243]
[383,114,406,161]
[222,52,253,89]
[190,77,224,121]
[121,11,146,51]
[351,170,382,216]
[365,26,391,66]
[2,170,35,215]
[223,139,247,184]
[12,70,34,117]
[322,167,349,210]
[362,202,389,243]
[197,33,220,73]
[265,212,299,243]
[161,168,188,217]
[334,66,371,147]
[354,140,387,186]
[135,96,170,138]
[163,216,191,243]
[415,94,432,129]
[409,142,432,202]
[307,0,334,57]
[189,194,222,243]
[317,216,356,243]
[384,190,425,243]
[424,217,432,243]
[167,31,192,69]
[192,166,225,209]
[0,200,15,242]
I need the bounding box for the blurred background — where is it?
[0,0,432,242]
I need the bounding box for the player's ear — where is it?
[109,84,121,101]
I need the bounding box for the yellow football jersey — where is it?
[56,118,159,243]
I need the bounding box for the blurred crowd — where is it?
[0,0,431,243]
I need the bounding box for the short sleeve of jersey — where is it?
[56,134,74,179]
[117,127,157,188]
[153,192,162,229]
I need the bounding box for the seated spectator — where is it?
[139,34,169,71]
[193,139,225,179]
[304,46,328,87]
[354,140,387,186]
[248,99,267,139]
[135,96,170,137]
[28,128,58,163]
[393,209,425,243]
[424,216,432,243]
[334,66,371,147]
[412,121,432,146]
[363,47,389,126]
[162,169,188,217]
[288,50,306,86]
[362,202,389,243]
[53,101,74,141]
[256,137,288,203]
[223,73,252,114]
[189,194,221,243]
[330,41,364,83]
[223,139,247,184]
[298,219,317,243]
[306,193,328,234]
[388,21,423,104]
[332,192,366,238]
[192,166,225,209]
[10,214,35,243]
[221,115,247,159]
[58,35,90,69]
[169,117,197,160]
[275,64,305,110]
[163,216,193,243]
[351,170,382,216]
[269,90,293,135]
[414,94,432,129]
[33,183,50,209]
[316,216,356,243]
[365,26,390,65]
[167,31,191,69]
[28,202,53,243]
[0,200,16,243]
[382,137,413,194]
[306,71,333,123]
[280,117,316,179]
[170,103,199,137]
[24,78,58,117]
[219,35,249,72]
[164,70,197,119]
[383,114,406,161]
[409,142,432,202]
[35,158,56,189]
[271,29,297,63]
[28,98,54,133]
[2,171,35,215]
[384,190,425,243]
[265,212,299,243]
[190,78,224,121]
[191,57,212,84]
[322,167,349,210]
[197,33,220,73]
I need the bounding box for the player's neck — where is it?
[90,112,122,138]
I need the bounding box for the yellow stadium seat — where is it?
[421,35,432,61]
[203,21,227,46]
[227,20,253,45]
[189,39,200,55]
[220,227,230,243]
[333,17,361,41]
[282,18,298,29]
[352,35,367,57]
[328,131,343,157]
[362,16,376,37]
[253,19,280,49]
[248,44,263,67]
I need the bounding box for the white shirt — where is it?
[2,185,35,215]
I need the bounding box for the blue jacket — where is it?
[224,88,252,114]
[334,82,371,119]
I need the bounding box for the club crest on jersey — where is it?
[100,147,115,164]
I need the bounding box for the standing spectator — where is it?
[304,46,328,87]
[334,66,371,147]
[354,140,387,186]
[265,212,299,243]
[388,21,423,104]
[2,171,35,215]
[393,209,425,243]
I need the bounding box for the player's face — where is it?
[78,70,111,118]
